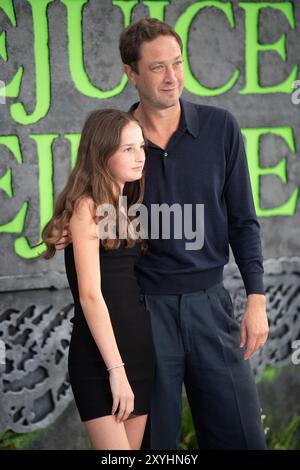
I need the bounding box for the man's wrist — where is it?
[246,293,267,307]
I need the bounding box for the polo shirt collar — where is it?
[128,98,199,139]
[179,98,199,138]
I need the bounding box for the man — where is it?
[57,18,269,450]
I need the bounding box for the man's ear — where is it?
[124,64,137,87]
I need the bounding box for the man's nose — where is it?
[164,65,176,83]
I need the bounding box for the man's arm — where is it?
[224,111,269,359]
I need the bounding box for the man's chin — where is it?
[157,94,181,109]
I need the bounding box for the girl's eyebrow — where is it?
[120,141,145,147]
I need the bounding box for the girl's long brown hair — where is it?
[41,109,146,259]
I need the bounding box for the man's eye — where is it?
[124,147,132,152]
[175,61,182,66]
[152,65,163,71]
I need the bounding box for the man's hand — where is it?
[240,294,269,360]
[54,222,72,250]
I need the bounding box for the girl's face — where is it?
[107,122,145,190]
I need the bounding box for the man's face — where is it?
[126,35,184,110]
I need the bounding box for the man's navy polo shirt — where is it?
[129,99,264,296]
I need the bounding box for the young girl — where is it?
[42,109,156,450]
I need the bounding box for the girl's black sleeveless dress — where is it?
[64,241,156,422]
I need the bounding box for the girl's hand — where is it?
[109,367,135,422]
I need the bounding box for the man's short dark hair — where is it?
[119,18,183,73]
